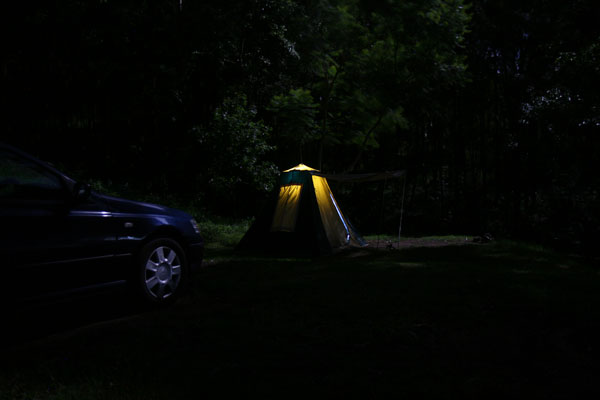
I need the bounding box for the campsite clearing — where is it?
[1,238,599,399]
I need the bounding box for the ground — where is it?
[1,238,599,399]
[365,235,475,249]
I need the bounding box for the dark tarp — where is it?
[314,170,406,183]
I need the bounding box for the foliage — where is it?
[193,94,278,213]
[198,218,253,250]
[268,88,319,152]
[2,0,599,253]
[266,0,471,170]
[439,0,600,252]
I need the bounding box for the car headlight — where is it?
[190,218,201,234]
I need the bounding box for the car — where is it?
[0,143,204,305]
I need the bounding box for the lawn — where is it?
[1,236,599,399]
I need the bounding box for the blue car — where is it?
[0,143,204,305]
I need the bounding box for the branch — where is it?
[345,114,384,173]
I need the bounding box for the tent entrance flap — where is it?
[271,184,302,232]
[312,176,350,248]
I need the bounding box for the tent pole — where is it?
[377,177,387,249]
[398,173,406,247]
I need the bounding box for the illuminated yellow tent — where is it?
[237,164,366,255]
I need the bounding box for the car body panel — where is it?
[0,143,204,303]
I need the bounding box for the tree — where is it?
[192,94,278,215]
[266,0,471,173]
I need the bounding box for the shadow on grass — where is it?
[2,241,600,399]
[1,287,145,349]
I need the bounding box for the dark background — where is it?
[2,0,599,256]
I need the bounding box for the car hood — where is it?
[94,193,191,219]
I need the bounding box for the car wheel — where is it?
[137,238,188,304]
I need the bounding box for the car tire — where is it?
[136,238,188,305]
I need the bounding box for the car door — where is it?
[0,148,119,301]
[65,195,125,288]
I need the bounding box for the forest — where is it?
[2,0,599,256]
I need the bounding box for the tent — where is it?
[237,164,367,256]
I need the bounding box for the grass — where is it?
[199,217,251,249]
[197,217,251,263]
[2,231,600,399]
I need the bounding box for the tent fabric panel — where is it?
[271,184,302,232]
[346,219,368,247]
[311,176,349,248]
[283,164,319,172]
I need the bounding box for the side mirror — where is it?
[72,182,91,202]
